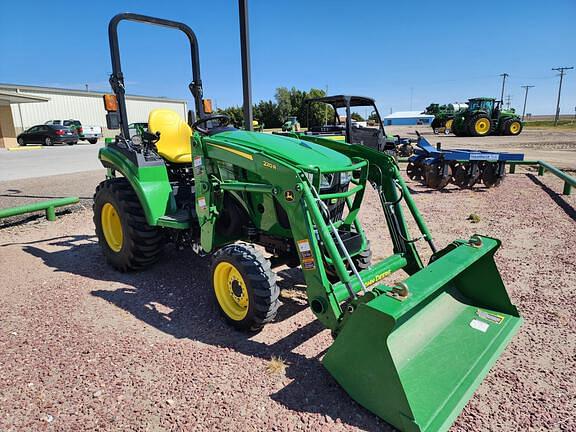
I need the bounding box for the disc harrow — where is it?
[406,134,524,191]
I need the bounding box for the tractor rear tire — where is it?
[503,119,523,136]
[211,243,280,332]
[468,114,492,137]
[93,178,164,272]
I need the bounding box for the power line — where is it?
[552,66,573,126]
[499,73,509,103]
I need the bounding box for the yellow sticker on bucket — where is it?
[477,309,505,325]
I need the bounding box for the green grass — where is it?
[524,120,576,129]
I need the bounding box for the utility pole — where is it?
[238,0,253,131]
[499,73,509,103]
[324,85,328,125]
[520,85,534,121]
[552,66,573,126]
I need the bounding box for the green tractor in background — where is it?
[281,116,300,132]
[451,97,523,137]
[94,13,522,432]
[424,103,467,134]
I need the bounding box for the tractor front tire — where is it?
[468,114,492,137]
[212,243,280,332]
[93,178,164,272]
[352,241,372,271]
[504,119,523,136]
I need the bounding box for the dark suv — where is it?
[17,124,78,146]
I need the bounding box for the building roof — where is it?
[0,83,187,104]
[0,90,49,105]
[383,111,435,119]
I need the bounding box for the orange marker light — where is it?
[103,94,118,112]
[203,99,213,114]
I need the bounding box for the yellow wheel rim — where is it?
[445,119,453,129]
[509,121,521,134]
[213,262,249,321]
[475,118,491,134]
[101,202,123,252]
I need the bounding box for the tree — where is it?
[216,105,244,127]
[216,86,336,129]
[351,112,365,122]
[254,100,281,128]
[275,87,292,122]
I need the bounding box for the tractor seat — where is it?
[148,109,193,163]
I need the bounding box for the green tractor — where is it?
[95,13,521,432]
[281,116,300,132]
[424,103,467,135]
[451,97,523,137]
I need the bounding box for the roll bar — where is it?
[108,13,205,137]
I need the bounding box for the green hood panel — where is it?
[207,130,353,171]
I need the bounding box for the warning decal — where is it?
[297,239,312,259]
[302,258,316,270]
[477,309,504,325]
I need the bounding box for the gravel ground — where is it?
[0,171,575,431]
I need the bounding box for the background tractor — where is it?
[281,116,300,132]
[424,102,468,134]
[451,97,523,137]
[94,13,521,432]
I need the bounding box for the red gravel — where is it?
[0,171,574,431]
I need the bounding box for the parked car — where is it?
[17,124,78,146]
[45,119,83,137]
[81,125,102,144]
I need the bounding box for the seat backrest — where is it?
[147,109,192,163]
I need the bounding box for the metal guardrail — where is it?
[0,197,80,222]
[507,160,574,195]
[398,158,574,195]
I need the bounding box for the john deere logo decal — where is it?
[285,190,295,202]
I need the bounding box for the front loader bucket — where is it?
[323,236,522,432]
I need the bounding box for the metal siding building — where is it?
[0,83,187,148]
[383,111,435,126]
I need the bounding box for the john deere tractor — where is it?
[423,103,468,134]
[94,14,521,432]
[451,97,523,137]
[281,116,300,132]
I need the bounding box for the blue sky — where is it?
[1,0,574,115]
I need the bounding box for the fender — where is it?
[99,145,176,225]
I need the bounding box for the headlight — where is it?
[340,171,352,185]
[320,174,333,188]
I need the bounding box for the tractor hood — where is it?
[207,130,354,171]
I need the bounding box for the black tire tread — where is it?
[93,178,164,271]
[212,243,280,331]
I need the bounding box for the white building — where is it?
[382,111,435,126]
[0,83,188,148]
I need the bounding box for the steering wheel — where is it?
[191,115,231,134]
